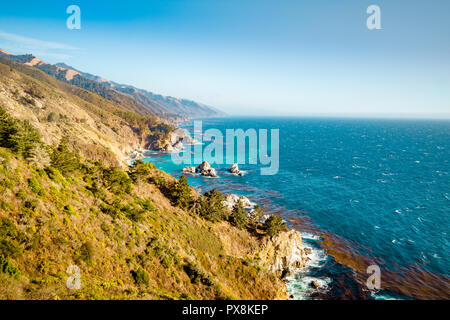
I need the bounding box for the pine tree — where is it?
[0,107,40,157]
[172,176,192,209]
[249,204,263,225]
[230,199,247,230]
[199,188,228,222]
[263,215,287,237]
[51,137,81,173]
[10,120,40,157]
[129,160,154,182]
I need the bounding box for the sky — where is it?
[0,0,449,118]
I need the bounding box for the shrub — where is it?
[47,112,59,122]
[132,268,150,286]
[263,215,287,237]
[103,168,132,195]
[24,199,38,210]
[0,218,26,258]
[0,178,14,189]
[28,176,44,196]
[0,255,21,279]
[63,204,77,216]
[16,189,27,200]
[78,241,95,263]
[128,160,154,182]
[183,259,213,286]
[99,202,121,218]
[249,205,263,225]
[196,189,228,222]
[46,167,68,186]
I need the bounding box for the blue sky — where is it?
[0,0,449,117]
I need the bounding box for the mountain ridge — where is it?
[0,49,223,120]
[55,62,225,119]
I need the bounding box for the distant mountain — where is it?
[55,62,225,119]
[0,49,224,119]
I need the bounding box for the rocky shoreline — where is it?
[126,133,315,299]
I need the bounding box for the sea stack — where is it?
[228,163,244,176]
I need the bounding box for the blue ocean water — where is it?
[143,117,450,299]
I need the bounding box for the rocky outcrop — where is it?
[222,194,255,212]
[182,166,196,174]
[259,230,309,278]
[182,161,218,178]
[196,162,218,178]
[129,150,145,160]
[228,163,244,176]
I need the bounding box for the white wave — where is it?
[301,232,321,241]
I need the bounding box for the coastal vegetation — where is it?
[0,59,291,299]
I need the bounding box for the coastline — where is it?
[129,119,450,301]
[126,129,332,300]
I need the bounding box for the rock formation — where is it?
[259,230,309,278]
[222,194,255,212]
[182,161,218,178]
[228,163,244,176]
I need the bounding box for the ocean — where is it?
[142,117,450,300]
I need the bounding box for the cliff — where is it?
[259,230,308,278]
[0,55,307,300]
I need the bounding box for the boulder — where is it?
[310,281,320,289]
[130,150,144,160]
[182,166,196,174]
[200,167,218,178]
[222,194,254,211]
[260,214,272,224]
[228,163,244,176]
[181,161,218,177]
[161,143,174,153]
[196,161,211,173]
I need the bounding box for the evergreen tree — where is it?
[50,137,81,173]
[10,120,40,157]
[172,175,192,209]
[0,107,18,150]
[198,188,228,222]
[249,204,263,225]
[103,167,132,195]
[0,107,39,157]
[263,215,287,237]
[129,160,154,182]
[230,199,247,229]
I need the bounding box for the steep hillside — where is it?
[0,55,306,300]
[0,49,224,120]
[0,58,175,166]
[0,107,289,300]
[0,50,168,118]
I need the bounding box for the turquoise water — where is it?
[143,117,450,299]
